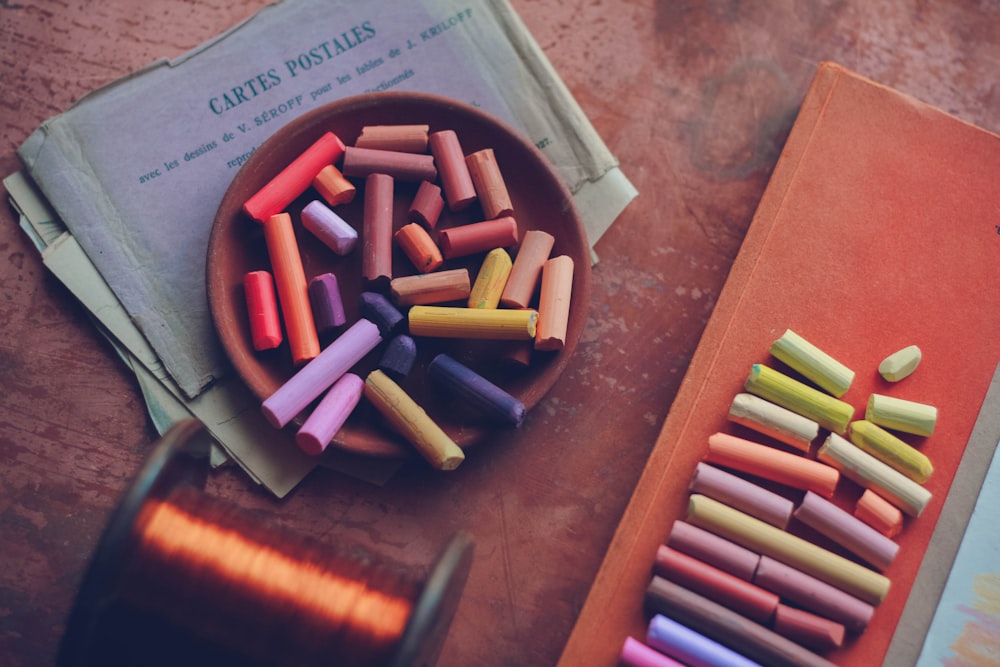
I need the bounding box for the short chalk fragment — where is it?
[866,393,937,437]
[854,489,903,539]
[342,145,437,182]
[395,222,444,273]
[772,604,846,653]
[378,334,417,381]
[501,229,554,308]
[770,329,855,397]
[408,180,445,229]
[745,364,855,435]
[243,270,282,351]
[355,124,429,153]
[359,291,406,337]
[427,353,525,428]
[727,392,819,453]
[817,432,932,517]
[534,255,573,352]
[390,268,471,306]
[295,373,364,456]
[468,248,512,309]
[437,216,519,259]
[308,273,347,333]
[429,130,477,211]
[465,148,513,219]
[363,369,465,470]
[848,419,933,483]
[243,132,346,222]
[301,200,358,255]
[408,306,537,340]
[793,491,900,572]
[311,164,356,207]
[878,345,922,382]
[261,318,382,429]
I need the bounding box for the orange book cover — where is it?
[558,62,1000,666]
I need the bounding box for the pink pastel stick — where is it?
[666,520,760,581]
[619,636,686,667]
[690,462,794,529]
[261,318,382,428]
[752,556,875,633]
[793,491,899,572]
[295,373,364,455]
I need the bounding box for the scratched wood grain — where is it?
[0,2,998,666]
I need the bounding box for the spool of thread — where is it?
[57,420,474,667]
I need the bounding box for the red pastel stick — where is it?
[429,129,477,211]
[772,604,846,653]
[242,132,346,222]
[653,546,779,624]
[243,270,282,351]
[438,216,518,259]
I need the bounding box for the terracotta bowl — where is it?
[207,92,591,459]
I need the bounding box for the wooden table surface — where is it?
[1,2,998,666]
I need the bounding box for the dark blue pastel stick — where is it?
[379,334,417,381]
[359,291,405,337]
[427,353,525,428]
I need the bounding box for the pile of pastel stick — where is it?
[239,124,575,468]
[622,331,937,667]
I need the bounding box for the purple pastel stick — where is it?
[308,273,347,333]
[689,462,794,529]
[427,353,525,427]
[793,491,899,572]
[261,318,382,428]
[301,199,358,255]
[378,334,417,381]
[295,373,364,455]
[647,614,763,667]
[619,636,686,667]
[752,556,875,633]
[359,291,405,337]
[666,521,760,581]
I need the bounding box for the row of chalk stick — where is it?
[239,123,575,463]
[621,329,939,667]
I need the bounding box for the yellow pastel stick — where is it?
[745,364,855,434]
[408,306,537,340]
[848,420,934,483]
[363,370,464,471]
[468,248,512,309]
[770,329,855,397]
[866,393,937,437]
[687,494,890,606]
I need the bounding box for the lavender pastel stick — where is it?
[295,373,364,455]
[427,353,525,427]
[689,462,795,529]
[360,291,405,337]
[620,636,686,667]
[309,273,347,333]
[379,334,417,381]
[301,200,357,255]
[793,491,899,572]
[262,318,382,428]
[666,521,760,581]
[647,614,763,667]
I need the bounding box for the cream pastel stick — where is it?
[727,392,819,453]
[866,393,937,437]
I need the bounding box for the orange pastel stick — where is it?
[312,164,356,207]
[263,213,319,365]
[706,431,840,498]
[501,229,555,308]
[243,270,282,351]
[466,148,513,219]
[395,222,443,273]
[342,146,437,182]
[355,124,429,153]
[243,132,346,222]
[854,489,903,538]
[429,130,477,211]
[437,216,518,259]
[534,255,573,351]
[408,180,445,229]
[362,173,394,288]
